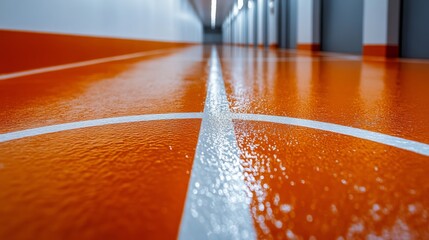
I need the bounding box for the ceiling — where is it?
[190,0,236,28]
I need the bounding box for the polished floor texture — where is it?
[0,46,429,239]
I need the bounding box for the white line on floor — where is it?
[1,112,428,157]
[234,113,429,157]
[0,113,203,143]
[0,48,178,80]
[178,48,257,240]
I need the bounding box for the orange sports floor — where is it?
[1,45,429,239]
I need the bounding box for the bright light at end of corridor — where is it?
[248,0,254,9]
[211,0,217,29]
[233,4,239,16]
[238,0,244,10]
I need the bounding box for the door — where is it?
[321,0,363,54]
[401,0,429,59]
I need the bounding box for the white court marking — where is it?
[0,48,178,80]
[0,113,203,143]
[178,48,257,239]
[1,113,429,157]
[234,114,429,157]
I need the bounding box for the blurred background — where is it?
[1,0,429,74]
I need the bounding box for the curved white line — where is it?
[0,113,203,143]
[1,112,428,157]
[232,113,429,157]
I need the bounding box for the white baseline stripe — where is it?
[233,113,429,157]
[0,48,178,80]
[0,113,203,143]
[179,48,257,239]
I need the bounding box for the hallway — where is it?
[1,45,428,239]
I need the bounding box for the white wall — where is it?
[298,0,313,44]
[297,0,321,44]
[363,0,388,44]
[223,0,275,47]
[257,0,264,45]
[248,4,255,45]
[363,0,400,45]
[226,13,233,44]
[223,7,247,45]
[223,19,228,43]
[237,11,244,44]
[223,13,231,43]
[0,0,202,43]
[268,0,277,45]
[234,15,238,44]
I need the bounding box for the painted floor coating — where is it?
[0,46,428,239]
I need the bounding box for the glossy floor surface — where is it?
[0,46,428,239]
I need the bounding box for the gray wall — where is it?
[321,0,363,54]
[278,0,297,49]
[203,26,223,45]
[401,0,429,59]
[253,0,258,47]
[286,0,298,49]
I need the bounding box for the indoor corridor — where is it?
[1,0,429,239]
